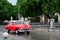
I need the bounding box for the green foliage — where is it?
[0,0,17,20]
[17,0,43,17]
[29,17,40,22]
[57,0,60,14]
[16,0,60,22]
[16,0,59,18]
[54,15,58,22]
[0,0,60,21]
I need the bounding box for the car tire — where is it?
[16,29,20,34]
[26,31,30,35]
[16,30,19,34]
[8,30,10,33]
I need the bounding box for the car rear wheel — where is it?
[8,30,10,33]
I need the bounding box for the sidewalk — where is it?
[36,28,60,35]
[31,24,60,28]
[0,25,5,28]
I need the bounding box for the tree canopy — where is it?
[16,0,60,18]
[0,0,17,20]
[17,0,43,17]
[0,0,60,21]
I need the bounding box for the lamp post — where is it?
[17,5,21,20]
[50,0,54,18]
[49,0,55,29]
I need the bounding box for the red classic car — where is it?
[5,20,31,34]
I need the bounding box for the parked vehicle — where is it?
[5,20,32,34]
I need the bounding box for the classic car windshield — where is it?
[15,21,24,24]
[9,20,24,24]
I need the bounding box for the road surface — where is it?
[31,28,60,40]
[0,28,31,40]
[0,27,60,40]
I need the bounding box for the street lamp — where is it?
[17,5,21,20]
[49,0,55,29]
[49,0,54,18]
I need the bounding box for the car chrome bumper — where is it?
[18,30,31,32]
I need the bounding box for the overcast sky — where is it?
[7,0,17,5]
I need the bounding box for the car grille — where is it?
[22,28,29,30]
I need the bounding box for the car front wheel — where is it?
[26,31,30,35]
[16,30,18,34]
[16,29,20,34]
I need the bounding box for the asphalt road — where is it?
[0,28,31,40]
[31,28,60,40]
[0,27,60,40]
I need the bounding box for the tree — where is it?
[17,0,43,17]
[57,0,60,14]
[17,0,60,16]
[0,0,17,20]
[16,0,60,22]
